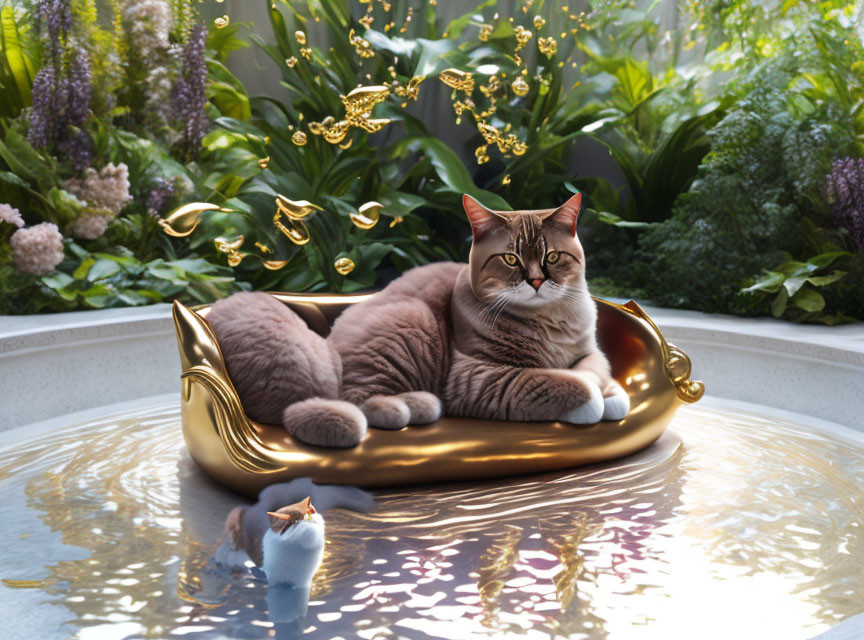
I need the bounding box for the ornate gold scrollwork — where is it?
[620,300,705,403]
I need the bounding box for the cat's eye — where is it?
[502,253,519,267]
[545,250,560,265]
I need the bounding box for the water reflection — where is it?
[0,402,862,639]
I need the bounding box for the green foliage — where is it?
[631,22,862,320]
[0,243,241,314]
[740,252,851,323]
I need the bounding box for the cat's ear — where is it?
[546,193,582,236]
[463,194,506,240]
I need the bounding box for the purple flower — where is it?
[27,49,92,170]
[171,20,209,156]
[37,0,72,59]
[827,157,864,251]
[28,62,57,149]
[146,177,175,216]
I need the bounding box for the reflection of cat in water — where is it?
[208,479,374,629]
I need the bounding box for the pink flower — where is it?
[0,203,24,228]
[10,222,65,275]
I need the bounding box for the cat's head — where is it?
[464,193,586,307]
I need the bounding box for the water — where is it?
[0,400,862,640]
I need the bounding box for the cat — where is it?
[207,193,629,448]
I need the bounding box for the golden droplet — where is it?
[334,257,355,275]
[514,26,533,50]
[158,202,223,238]
[323,120,350,144]
[389,216,403,228]
[512,140,527,156]
[475,145,490,165]
[264,136,271,144]
[274,214,311,245]
[502,174,511,185]
[214,15,229,29]
[227,252,243,267]
[478,24,492,42]
[263,260,288,270]
[285,56,298,68]
[538,36,558,58]
[295,30,307,45]
[439,68,474,93]
[292,131,308,146]
[511,75,530,96]
[258,156,270,169]
[214,235,245,254]
[350,201,383,230]
[533,16,546,30]
[275,195,322,220]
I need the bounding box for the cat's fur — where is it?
[207,193,629,447]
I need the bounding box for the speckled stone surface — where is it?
[1,299,863,431]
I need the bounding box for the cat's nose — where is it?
[529,278,545,291]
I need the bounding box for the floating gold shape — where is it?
[502,174,511,185]
[394,75,425,102]
[350,201,383,230]
[299,47,312,60]
[348,29,375,58]
[227,252,243,267]
[389,216,403,228]
[214,235,244,254]
[158,202,223,238]
[514,26,533,51]
[533,15,546,29]
[538,36,558,58]
[285,56,298,68]
[294,30,307,45]
[258,156,270,169]
[512,75,530,96]
[478,23,492,42]
[512,140,527,155]
[475,145,490,165]
[334,257,355,275]
[273,215,310,245]
[170,296,703,494]
[275,195,322,220]
[255,242,271,253]
[309,86,391,144]
[338,137,353,150]
[439,68,474,93]
[262,260,289,271]
[214,15,229,29]
[291,131,308,146]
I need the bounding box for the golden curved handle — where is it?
[619,300,705,403]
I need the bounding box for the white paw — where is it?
[602,389,630,421]
[560,377,604,424]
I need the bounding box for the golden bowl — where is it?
[172,294,703,496]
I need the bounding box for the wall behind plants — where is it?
[1,0,862,323]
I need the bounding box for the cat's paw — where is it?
[602,386,630,421]
[560,374,604,424]
[360,395,411,429]
[397,391,442,425]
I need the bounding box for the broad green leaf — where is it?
[790,286,825,313]
[0,6,34,107]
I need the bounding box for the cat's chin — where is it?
[503,283,570,309]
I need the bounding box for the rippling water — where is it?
[0,401,862,640]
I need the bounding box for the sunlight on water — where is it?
[0,401,862,640]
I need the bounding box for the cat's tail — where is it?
[282,398,367,448]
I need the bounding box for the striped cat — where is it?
[208,193,629,447]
